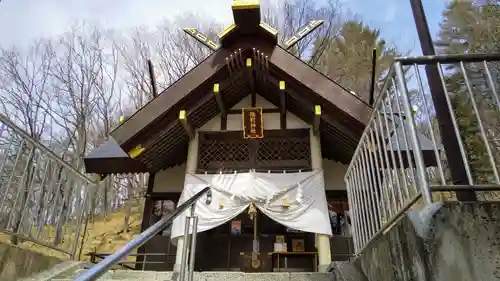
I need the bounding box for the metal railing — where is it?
[345,53,500,254]
[87,252,175,270]
[0,111,97,258]
[74,186,212,281]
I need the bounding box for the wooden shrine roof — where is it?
[83,1,373,174]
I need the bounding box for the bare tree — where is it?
[91,30,121,145]
[0,41,53,138]
[45,23,122,243]
[154,14,222,88]
[118,13,222,111]
[117,27,155,110]
[261,0,346,63]
[115,15,223,231]
[0,41,55,244]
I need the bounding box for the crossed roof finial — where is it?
[183,0,323,51]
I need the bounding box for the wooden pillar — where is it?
[135,173,156,270]
[310,128,332,272]
[279,80,287,129]
[174,131,199,271]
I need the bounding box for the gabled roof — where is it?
[83,1,374,174]
[111,45,371,146]
[85,137,148,173]
[387,117,438,168]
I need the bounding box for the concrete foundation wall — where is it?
[354,202,500,281]
[0,241,62,281]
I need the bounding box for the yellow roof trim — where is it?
[315,105,322,115]
[259,21,278,36]
[232,0,260,10]
[179,110,187,120]
[128,145,145,159]
[279,81,285,90]
[218,24,236,39]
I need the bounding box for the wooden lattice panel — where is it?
[198,140,251,170]
[256,138,310,167]
[197,130,311,172]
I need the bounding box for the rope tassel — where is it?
[248,202,257,220]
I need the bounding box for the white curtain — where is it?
[170,170,332,244]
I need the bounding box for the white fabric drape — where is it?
[170,170,332,244]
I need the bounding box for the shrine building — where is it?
[84,0,372,273]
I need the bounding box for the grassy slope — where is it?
[0,201,145,263]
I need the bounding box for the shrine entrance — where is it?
[195,208,317,272]
[192,127,318,272]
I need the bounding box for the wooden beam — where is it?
[313,105,321,136]
[214,83,228,131]
[283,20,324,50]
[179,110,194,140]
[147,60,159,98]
[269,47,371,126]
[267,76,360,142]
[110,49,227,146]
[183,28,219,51]
[245,57,256,106]
[227,108,280,115]
[279,80,287,129]
[232,0,261,31]
[220,115,227,130]
[213,83,226,114]
[136,176,155,270]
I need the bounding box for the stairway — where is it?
[25,262,345,281]
[20,259,368,281]
[49,269,339,281]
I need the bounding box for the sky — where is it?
[0,0,450,55]
[342,0,450,56]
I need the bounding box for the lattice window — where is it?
[198,140,251,170]
[257,138,310,166]
[197,131,311,172]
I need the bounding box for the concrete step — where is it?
[19,261,85,281]
[51,271,338,281]
[57,268,166,280]
[51,278,150,281]
[328,262,367,281]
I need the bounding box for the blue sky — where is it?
[341,0,450,56]
[0,0,450,55]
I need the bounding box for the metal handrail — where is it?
[86,252,175,269]
[74,186,212,281]
[0,111,96,184]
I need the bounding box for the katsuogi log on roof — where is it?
[84,0,374,175]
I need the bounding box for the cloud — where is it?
[0,0,234,47]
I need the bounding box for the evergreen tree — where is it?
[312,20,399,103]
[435,0,500,186]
